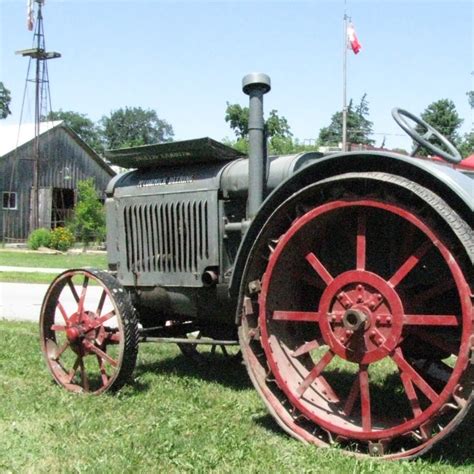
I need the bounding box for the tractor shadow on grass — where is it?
[134,352,253,391]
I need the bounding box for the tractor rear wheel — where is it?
[40,269,139,394]
[239,172,473,459]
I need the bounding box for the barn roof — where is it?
[0,120,114,176]
[0,120,62,157]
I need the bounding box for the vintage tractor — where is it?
[40,74,473,460]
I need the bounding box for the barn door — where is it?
[38,187,52,229]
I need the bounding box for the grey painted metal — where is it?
[392,108,462,164]
[242,73,271,219]
[220,152,323,196]
[228,150,474,297]
[112,190,219,288]
[105,137,244,169]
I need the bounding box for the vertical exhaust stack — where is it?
[242,73,271,220]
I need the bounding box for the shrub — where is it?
[27,228,52,250]
[49,227,75,252]
[71,178,106,247]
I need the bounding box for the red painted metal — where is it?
[256,199,472,450]
[40,269,127,394]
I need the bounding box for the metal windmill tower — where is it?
[16,0,61,233]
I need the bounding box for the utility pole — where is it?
[342,9,348,152]
[16,0,60,233]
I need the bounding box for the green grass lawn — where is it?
[0,320,472,473]
[0,250,107,283]
[0,250,107,269]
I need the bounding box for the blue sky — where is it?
[1,0,472,150]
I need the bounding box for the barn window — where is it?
[2,192,17,210]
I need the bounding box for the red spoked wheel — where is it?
[239,173,473,459]
[40,269,139,394]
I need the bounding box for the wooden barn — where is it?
[0,121,115,241]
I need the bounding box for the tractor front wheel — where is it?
[40,269,139,394]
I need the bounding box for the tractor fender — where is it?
[229,151,473,298]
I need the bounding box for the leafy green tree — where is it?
[458,132,474,158]
[100,107,174,150]
[43,110,103,152]
[318,94,374,147]
[0,81,12,119]
[225,103,293,139]
[225,103,297,154]
[71,178,106,248]
[467,91,474,109]
[416,99,463,154]
[225,103,249,139]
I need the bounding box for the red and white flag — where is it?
[347,22,362,54]
[27,0,34,31]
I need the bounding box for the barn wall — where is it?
[0,125,114,241]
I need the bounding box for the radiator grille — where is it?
[123,200,209,274]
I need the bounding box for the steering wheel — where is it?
[391,108,462,164]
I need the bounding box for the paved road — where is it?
[0,282,49,322]
[0,281,104,323]
[0,266,67,274]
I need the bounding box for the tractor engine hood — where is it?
[105,138,323,197]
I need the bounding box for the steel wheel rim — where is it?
[40,270,126,394]
[258,199,472,445]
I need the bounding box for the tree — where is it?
[458,132,474,158]
[100,107,174,150]
[417,99,463,152]
[225,103,249,139]
[0,82,12,119]
[318,94,374,147]
[225,103,296,154]
[71,178,106,248]
[43,110,103,152]
[467,91,474,109]
[225,103,292,139]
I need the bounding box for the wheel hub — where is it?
[318,270,404,364]
[65,311,99,350]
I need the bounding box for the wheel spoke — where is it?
[305,252,333,286]
[79,357,89,391]
[404,314,459,326]
[96,355,109,386]
[296,350,334,398]
[84,341,118,367]
[292,339,320,358]
[273,310,321,322]
[95,290,107,317]
[88,310,116,331]
[359,365,371,432]
[343,376,360,416]
[391,348,438,403]
[68,356,81,383]
[77,276,89,314]
[388,241,431,288]
[51,324,67,331]
[399,370,422,418]
[53,341,70,360]
[67,278,79,302]
[356,211,366,270]
[56,302,69,323]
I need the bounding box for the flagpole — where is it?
[342,10,348,152]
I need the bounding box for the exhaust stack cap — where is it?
[242,73,271,95]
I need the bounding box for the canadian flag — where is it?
[27,0,34,31]
[347,22,362,54]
